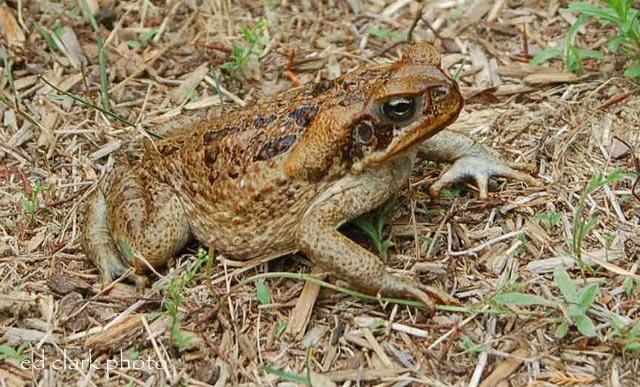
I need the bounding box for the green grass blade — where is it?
[492,292,556,307]
[263,365,310,385]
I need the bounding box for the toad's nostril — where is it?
[432,85,450,102]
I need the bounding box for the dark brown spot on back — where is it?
[253,134,298,161]
[252,114,276,128]
[159,144,178,156]
[288,106,318,128]
[308,79,335,97]
[204,147,218,166]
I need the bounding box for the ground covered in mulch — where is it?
[1,0,640,386]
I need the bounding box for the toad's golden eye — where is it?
[380,96,418,123]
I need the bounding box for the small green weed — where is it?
[368,26,407,43]
[126,28,158,49]
[0,343,29,363]
[533,0,640,77]
[353,196,397,260]
[161,248,214,351]
[21,182,42,225]
[532,13,604,73]
[274,322,287,341]
[515,233,529,255]
[441,186,464,199]
[569,0,640,77]
[256,279,272,305]
[122,345,140,360]
[448,1,466,22]
[416,201,441,220]
[534,211,564,229]
[608,314,640,352]
[623,259,640,297]
[458,336,489,356]
[222,19,270,77]
[490,266,600,339]
[572,169,626,273]
[553,266,599,338]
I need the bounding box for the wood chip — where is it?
[57,73,84,92]
[470,44,492,88]
[0,4,25,58]
[354,316,430,338]
[0,367,25,387]
[84,314,144,351]
[213,358,230,387]
[344,0,363,14]
[458,0,493,30]
[3,327,59,345]
[170,62,210,103]
[487,0,506,22]
[14,75,37,90]
[286,268,325,340]
[309,373,338,387]
[0,291,37,318]
[480,347,530,387]
[89,140,122,161]
[301,325,328,348]
[495,84,534,95]
[524,72,579,85]
[26,231,45,253]
[527,249,625,274]
[362,328,393,368]
[497,63,539,78]
[381,0,412,17]
[324,368,405,382]
[52,26,86,69]
[238,333,257,360]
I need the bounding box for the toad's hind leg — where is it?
[81,167,191,285]
[296,156,436,311]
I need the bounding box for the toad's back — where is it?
[138,80,354,259]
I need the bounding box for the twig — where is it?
[448,229,524,256]
[375,7,423,57]
[38,75,135,127]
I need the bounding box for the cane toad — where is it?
[82,44,538,309]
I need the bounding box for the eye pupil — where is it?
[382,97,417,121]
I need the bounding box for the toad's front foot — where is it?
[419,130,540,199]
[429,155,540,199]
